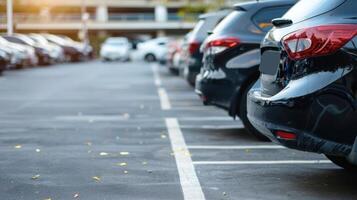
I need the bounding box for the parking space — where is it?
[0,60,356,200]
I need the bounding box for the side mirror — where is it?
[207,31,213,36]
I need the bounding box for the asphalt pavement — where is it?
[0,60,356,200]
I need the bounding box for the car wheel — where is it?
[169,68,179,75]
[326,155,357,172]
[239,80,270,141]
[145,54,156,62]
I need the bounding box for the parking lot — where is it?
[0,60,355,200]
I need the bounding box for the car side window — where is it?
[6,37,25,44]
[252,6,291,32]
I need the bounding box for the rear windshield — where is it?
[213,11,245,35]
[283,0,346,23]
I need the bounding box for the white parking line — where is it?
[188,145,285,150]
[193,160,332,165]
[151,64,162,86]
[165,118,205,200]
[158,88,171,110]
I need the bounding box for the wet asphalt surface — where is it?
[0,60,356,200]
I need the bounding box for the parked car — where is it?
[42,34,86,62]
[0,47,10,73]
[100,37,131,62]
[59,35,94,59]
[0,36,38,68]
[195,0,296,141]
[181,9,231,86]
[137,37,169,62]
[2,34,52,65]
[166,38,184,74]
[247,0,357,170]
[28,33,65,63]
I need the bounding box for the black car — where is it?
[3,34,52,65]
[247,0,357,170]
[182,9,231,86]
[196,0,296,140]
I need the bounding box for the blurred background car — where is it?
[100,37,131,62]
[0,47,10,74]
[3,34,54,65]
[0,36,38,67]
[195,0,296,141]
[42,34,88,62]
[247,0,357,170]
[166,37,184,74]
[137,37,169,63]
[28,33,65,63]
[181,9,231,86]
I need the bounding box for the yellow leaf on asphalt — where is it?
[142,161,147,165]
[123,170,128,174]
[36,149,41,153]
[120,152,129,156]
[92,176,101,182]
[161,134,167,139]
[31,174,40,180]
[99,152,109,156]
[14,145,22,149]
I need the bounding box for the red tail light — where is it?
[205,37,240,54]
[282,24,357,60]
[276,131,296,140]
[188,41,200,55]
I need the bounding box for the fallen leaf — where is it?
[14,145,22,149]
[120,152,130,156]
[117,162,127,167]
[35,149,41,153]
[142,161,147,165]
[123,170,128,174]
[92,176,101,182]
[223,192,227,196]
[99,152,109,156]
[31,174,40,180]
[43,198,52,200]
[74,193,80,198]
[161,135,167,139]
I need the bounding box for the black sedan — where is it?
[196,0,296,140]
[247,0,357,170]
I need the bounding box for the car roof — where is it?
[199,9,232,20]
[234,0,297,11]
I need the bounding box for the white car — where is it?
[137,37,169,62]
[100,37,131,61]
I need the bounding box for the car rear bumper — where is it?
[247,69,357,159]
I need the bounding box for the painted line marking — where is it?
[165,118,205,200]
[158,88,171,110]
[188,145,285,150]
[151,64,162,86]
[193,160,332,165]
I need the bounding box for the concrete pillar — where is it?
[155,5,168,22]
[96,5,108,22]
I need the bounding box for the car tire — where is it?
[169,68,179,75]
[239,80,270,142]
[326,155,357,172]
[145,54,156,62]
